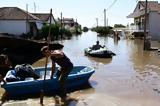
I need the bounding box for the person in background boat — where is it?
[41,46,73,100]
[91,41,104,50]
[0,54,13,77]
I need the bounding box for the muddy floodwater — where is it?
[1,31,160,106]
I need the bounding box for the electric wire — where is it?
[106,0,118,11]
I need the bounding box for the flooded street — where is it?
[1,31,160,106]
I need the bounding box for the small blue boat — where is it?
[1,66,95,96]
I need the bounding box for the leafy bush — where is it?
[114,24,126,28]
[62,28,72,38]
[91,26,113,35]
[41,24,60,40]
[83,27,89,32]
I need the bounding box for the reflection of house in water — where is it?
[127,1,160,41]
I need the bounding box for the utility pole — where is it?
[144,0,150,50]
[75,19,78,34]
[96,18,98,28]
[60,12,63,39]
[107,17,108,27]
[60,12,63,28]
[26,4,28,34]
[104,9,106,27]
[34,2,36,13]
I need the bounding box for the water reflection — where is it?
[2,31,160,106]
[87,57,112,65]
[113,36,119,45]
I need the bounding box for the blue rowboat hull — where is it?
[1,66,95,96]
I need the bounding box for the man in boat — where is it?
[91,41,103,50]
[41,46,73,101]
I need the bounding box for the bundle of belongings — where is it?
[4,64,40,82]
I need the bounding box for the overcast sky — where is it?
[0,0,160,27]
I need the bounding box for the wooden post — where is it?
[40,9,52,105]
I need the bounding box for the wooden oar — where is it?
[40,9,52,105]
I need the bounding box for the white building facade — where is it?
[127,1,160,41]
[0,20,29,35]
[0,7,54,37]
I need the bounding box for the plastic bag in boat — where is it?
[15,64,40,80]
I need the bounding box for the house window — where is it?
[141,18,145,29]
[139,4,144,10]
[139,5,141,10]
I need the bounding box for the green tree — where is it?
[114,24,126,28]
[91,26,113,36]
[41,24,60,41]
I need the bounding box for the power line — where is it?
[136,0,139,3]
[104,0,118,27]
[106,0,118,11]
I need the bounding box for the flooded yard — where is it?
[1,31,160,106]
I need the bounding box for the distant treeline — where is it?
[91,26,114,36]
[91,24,126,36]
[22,24,80,41]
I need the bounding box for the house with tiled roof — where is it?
[62,17,82,33]
[127,1,160,41]
[62,18,75,27]
[32,13,56,25]
[0,7,44,37]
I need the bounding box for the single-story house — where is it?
[32,13,56,25]
[0,7,56,37]
[62,18,82,32]
[0,7,42,37]
[62,18,75,27]
[127,1,160,41]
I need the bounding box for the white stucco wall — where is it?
[46,17,56,24]
[0,20,30,36]
[36,21,43,30]
[149,11,160,41]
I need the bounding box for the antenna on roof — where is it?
[34,2,36,13]
[26,4,28,34]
